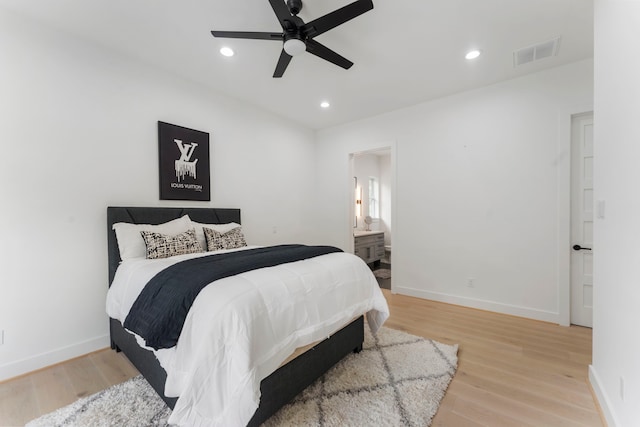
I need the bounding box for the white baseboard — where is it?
[394,285,560,324]
[589,365,619,427]
[0,334,110,382]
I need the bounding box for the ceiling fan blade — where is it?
[273,49,293,78]
[301,0,373,39]
[269,0,294,28]
[211,31,283,41]
[305,39,353,70]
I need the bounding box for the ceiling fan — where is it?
[211,0,374,78]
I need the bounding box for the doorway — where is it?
[350,146,394,290]
[570,112,594,327]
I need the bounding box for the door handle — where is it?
[572,244,592,251]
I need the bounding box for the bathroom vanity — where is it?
[354,230,385,265]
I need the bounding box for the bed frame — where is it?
[107,206,364,426]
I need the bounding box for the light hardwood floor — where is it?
[0,289,604,427]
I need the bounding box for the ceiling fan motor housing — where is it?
[287,0,303,15]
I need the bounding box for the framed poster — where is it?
[158,121,210,201]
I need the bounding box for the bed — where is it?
[106,206,388,426]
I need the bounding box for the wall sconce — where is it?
[355,185,363,217]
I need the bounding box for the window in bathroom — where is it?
[368,177,379,219]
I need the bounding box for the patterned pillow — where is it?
[140,228,203,259]
[203,226,247,251]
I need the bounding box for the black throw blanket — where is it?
[124,244,342,349]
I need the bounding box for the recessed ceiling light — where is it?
[220,47,234,57]
[320,101,330,109]
[465,50,481,60]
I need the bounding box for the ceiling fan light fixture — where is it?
[284,38,306,56]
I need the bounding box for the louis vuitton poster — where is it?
[158,121,210,201]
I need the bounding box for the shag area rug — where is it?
[27,326,458,427]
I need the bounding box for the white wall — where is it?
[0,9,316,381]
[315,59,594,323]
[590,1,640,426]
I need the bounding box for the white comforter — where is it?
[106,247,389,427]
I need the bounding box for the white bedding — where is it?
[106,246,389,427]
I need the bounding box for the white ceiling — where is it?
[0,0,593,130]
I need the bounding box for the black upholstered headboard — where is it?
[107,206,241,286]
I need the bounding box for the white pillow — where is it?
[192,221,241,251]
[112,215,193,260]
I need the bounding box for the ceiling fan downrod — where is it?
[287,0,303,15]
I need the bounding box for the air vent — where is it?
[513,37,561,67]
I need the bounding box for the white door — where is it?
[570,113,594,327]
